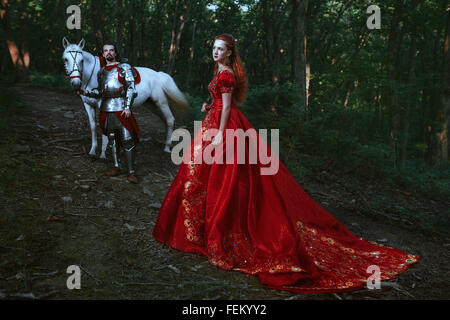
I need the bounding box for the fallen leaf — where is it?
[121,259,134,266]
[46,215,64,222]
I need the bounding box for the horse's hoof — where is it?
[98,157,107,164]
[88,154,98,161]
[163,146,171,153]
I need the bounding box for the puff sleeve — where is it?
[218,71,235,94]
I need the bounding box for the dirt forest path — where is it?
[0,84,449,300]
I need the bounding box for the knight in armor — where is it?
[97,43,140,184]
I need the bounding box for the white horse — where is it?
[61,37,189,159]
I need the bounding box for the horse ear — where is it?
[78,38,85,50]
[62,37,70,49]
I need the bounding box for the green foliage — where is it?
[243,82,299,129]
[392,162,450,198]
[183,92,206,129]
[28,71,72,91]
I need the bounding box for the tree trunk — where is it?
[261,0,288,83]
[128,0,136,64]
[261,0,271,82]
[152,0,164,69]
[425,26,443,164]
[129,16,136,63]
[290,4,296,82]
[333,27,367,105]
[400,26,418,167]
[271,0,289,83]
[293,0,308,119]
[187,21,197,88]
[1,0,29,82]
[167,0,191,75]
[167,0,180,74]
[386,0,405,168]
[91,0,105,52]
[430,5,450,167]
[140,0,146,66]
[116,0,124,54]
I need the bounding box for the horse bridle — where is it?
[66,50,84,79]
[65,49,97,96]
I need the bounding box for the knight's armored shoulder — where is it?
[118,62,131,70]
[119,63,136,82]
[118,63,132,74]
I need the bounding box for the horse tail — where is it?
[159,72,189,110]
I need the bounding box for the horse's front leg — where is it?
[100,133,108,160]
[83,102,98,158]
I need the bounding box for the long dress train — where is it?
[153,70,419,293]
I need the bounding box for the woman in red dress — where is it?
[153,34,419,293]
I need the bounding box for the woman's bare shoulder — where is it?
[224,68,234,75]
[219,68,234,76]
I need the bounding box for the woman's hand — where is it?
[201,102,209,113]
[212,130,223,146]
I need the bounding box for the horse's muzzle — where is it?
[70,78,82,90]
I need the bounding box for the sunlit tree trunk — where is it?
[1,0,29,82]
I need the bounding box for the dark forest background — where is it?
[1,0,449,200]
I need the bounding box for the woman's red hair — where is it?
[213,34,248,106]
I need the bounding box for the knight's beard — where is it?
[106,55,116,62]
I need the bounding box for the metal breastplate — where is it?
[100,66,125,112]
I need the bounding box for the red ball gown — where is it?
[153,70,419,293]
